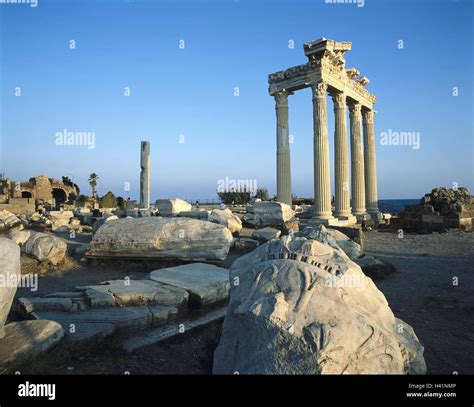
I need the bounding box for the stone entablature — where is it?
[268,38,376,109]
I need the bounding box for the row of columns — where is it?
[275,81,379,222]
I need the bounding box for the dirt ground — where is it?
[364,229,474,375]
[11,228,474,375]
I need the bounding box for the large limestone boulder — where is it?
[0,238,21,338]
[22,232,68,265]
[88,217,233,261]
[213,235,426,374]
[251,201,295,228]
[297,225,363,260]
[0,210,22,233]
[156,198,192,216]
[209,208,242,235]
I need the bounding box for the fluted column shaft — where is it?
[349,103,366,215]
[275,91,292,206]
[312,82,333,220]
[363,109,379,216]
[332,92,352,218]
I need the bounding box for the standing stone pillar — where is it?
[275,90,292,206]
[349,102,366,217]
[140,141,150,209]
[331,92,354,222]
[311,82,334,222]
[363,109,379,219]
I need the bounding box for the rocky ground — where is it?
[9,228,474,375]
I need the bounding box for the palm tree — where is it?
[88,173,99,197]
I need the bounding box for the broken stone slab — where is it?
[44,292,85,299]
[156,198,192,216]
[251,201,295,227]
[148,263,230,308]
[232,237,259,253]
[47,210,73,224]
[34,306,155,334]
[33,304,178,345]
[252,227,282,242]
[7,230,31,245]
[77,280,189,308]
[148,304,179,326]
[63,322,116,345]
[0,210,22,233]
[0,320,64,374]
[84,288,115,308]
[214,235,426,374]
[122,306,226,353]
[242,213,258,227]
[209,208,242,235]
[16,297,78,314]
[21,231,67,265]
[0,238,21,338]
[87,217,233,261]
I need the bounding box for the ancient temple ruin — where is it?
[0,175,78,213]
[269,38,380,224]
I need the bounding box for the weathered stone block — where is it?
[149,263,230,308]
[88,217,233,261]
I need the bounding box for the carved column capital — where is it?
[331,92,346,110]
[274,90,292,108]
[311,82,328,99]
[362,109,374,124]
[348,102,362,117]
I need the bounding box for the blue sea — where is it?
[186,198,419,214]
[378,199,419,214]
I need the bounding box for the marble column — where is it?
[331,92,352,220]
[363,109,379,218]
[140,141,150,209]
[349,102,366,216]
[312,82,334,221]
[275,90,292,206]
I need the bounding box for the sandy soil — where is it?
[11,228,474,375]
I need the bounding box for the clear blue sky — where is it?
[1,0,472,201]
